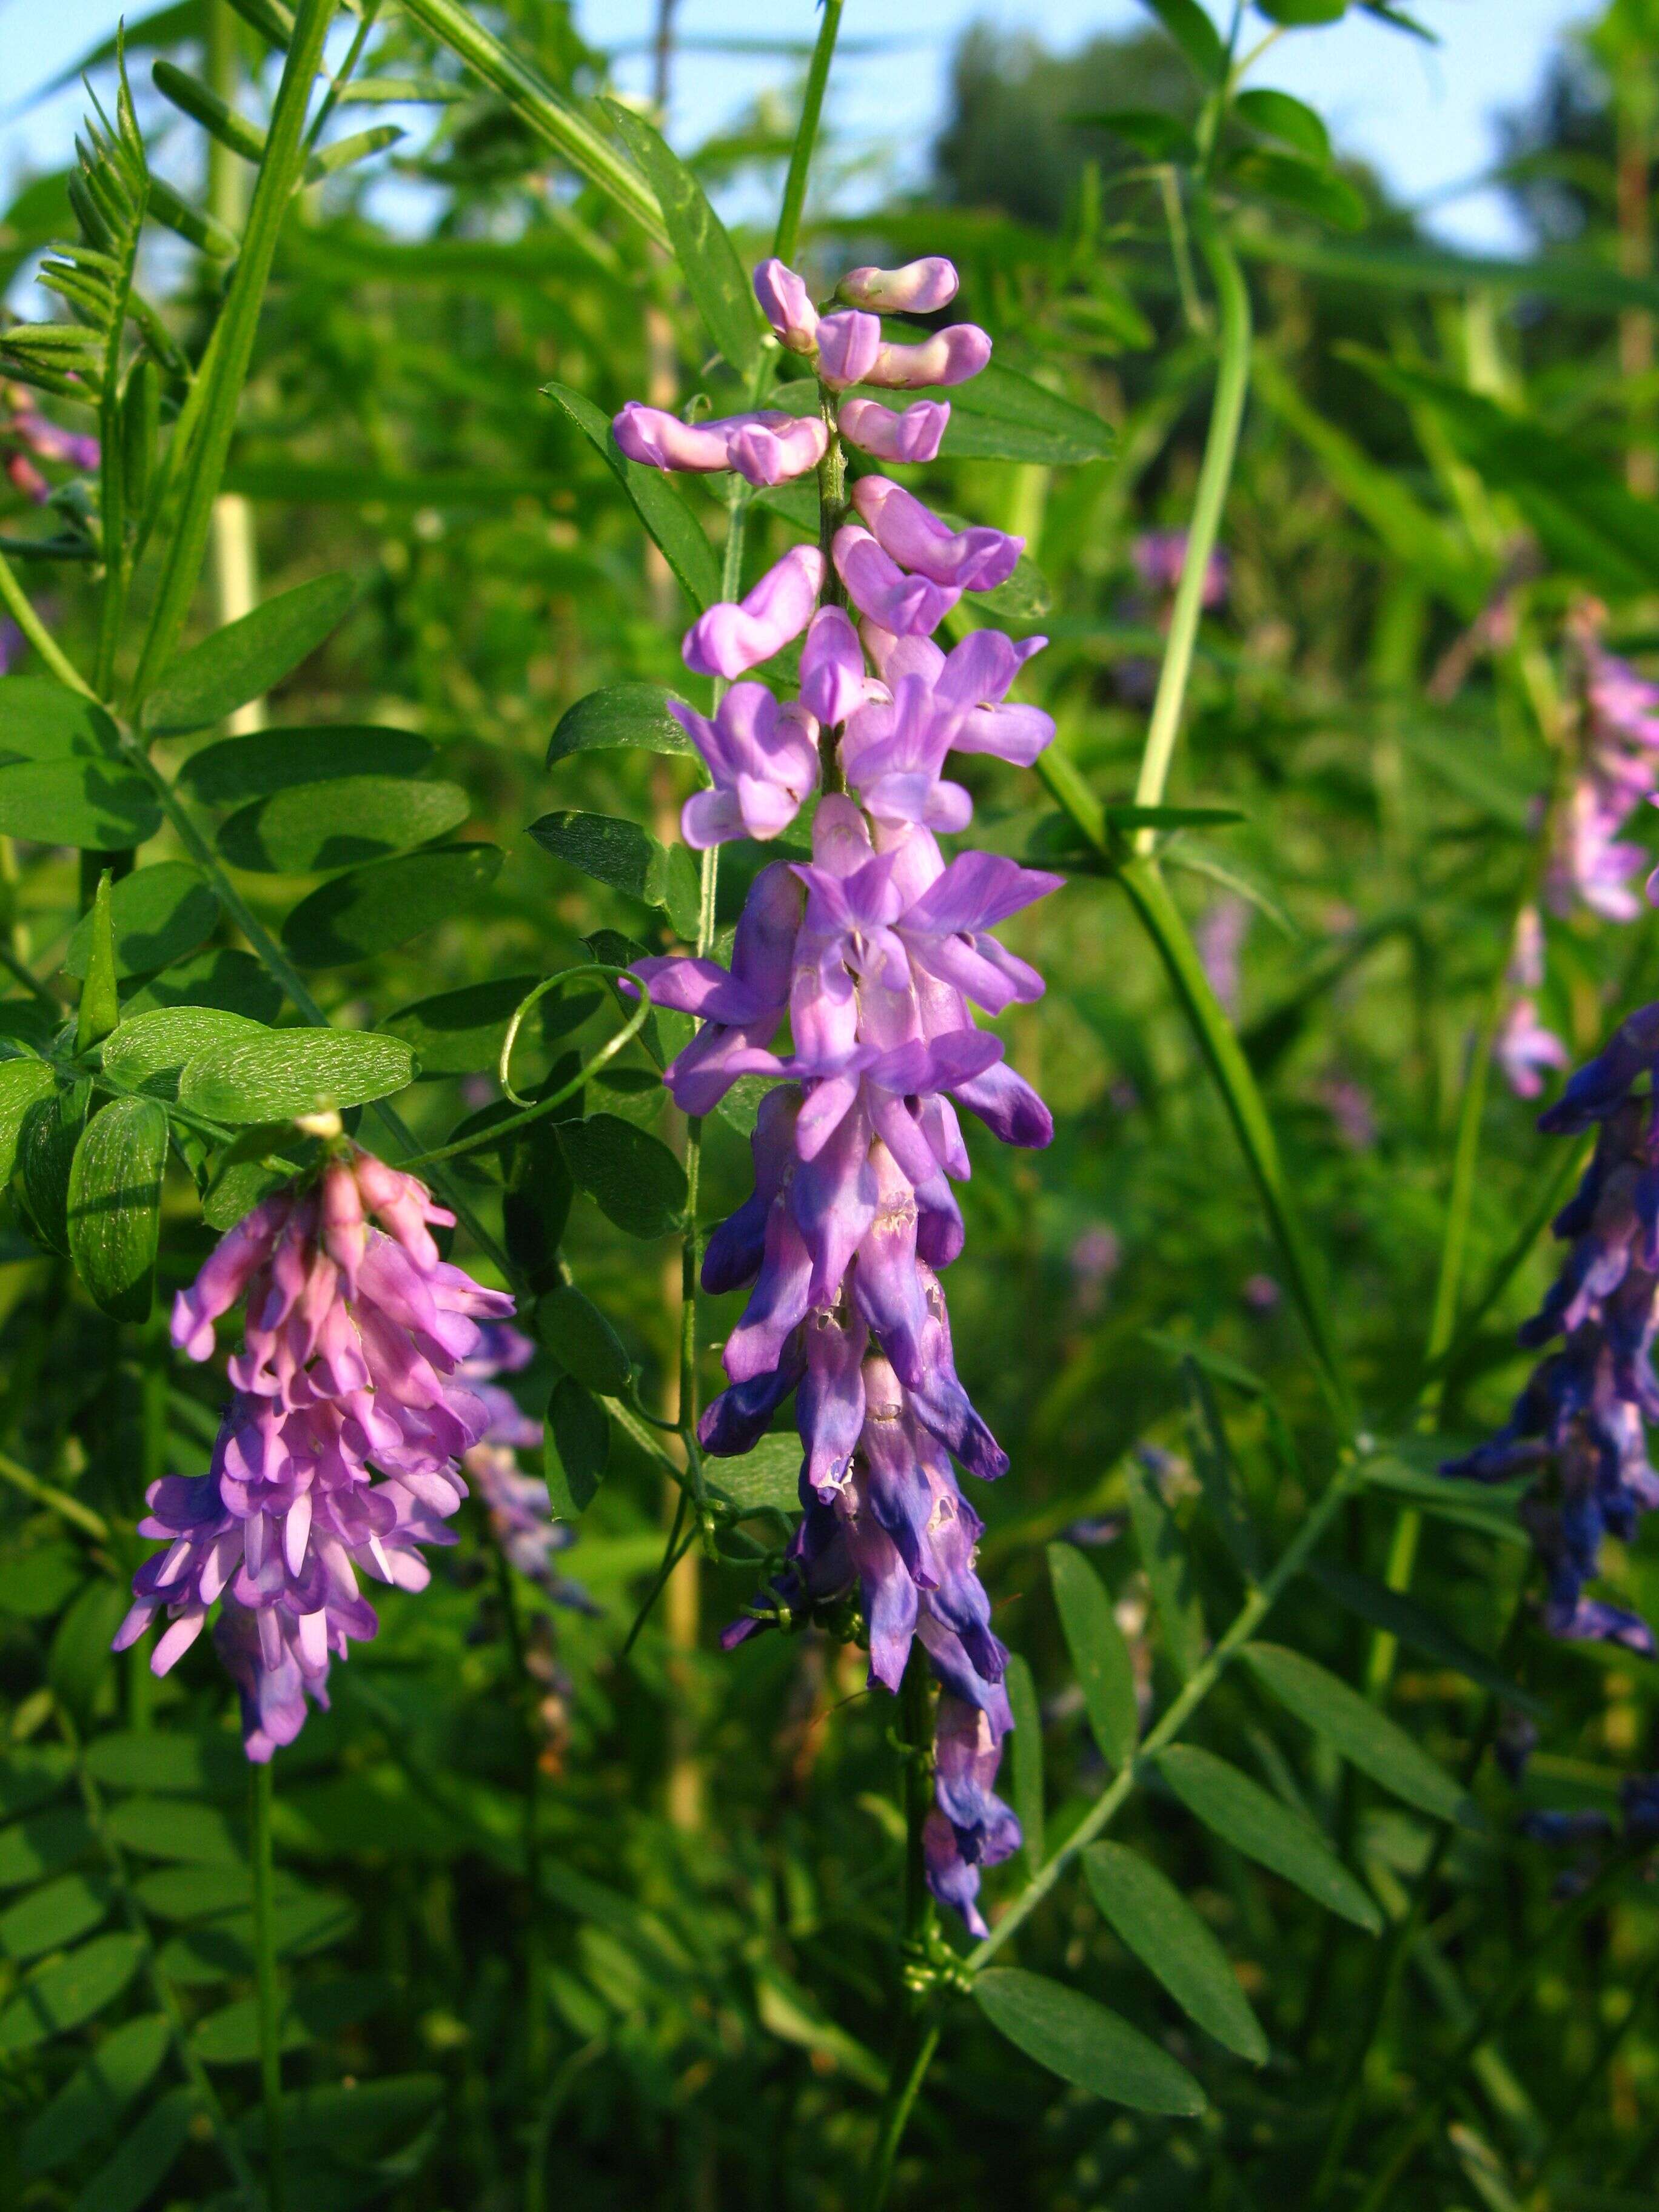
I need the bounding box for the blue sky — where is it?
[1,0,1600,252]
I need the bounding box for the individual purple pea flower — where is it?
[1132,528,1228,609]
[862,625,1053,766]
[682,545,826,681]
[838,395,951,466]
[116,1149,515,1759]
[837,258,960,314]
[628,863,805,1117]
[1196,896,1249,1021]
[833,525,960,637]
[611,401,829,487]
[851,477,1023,594]
[840,678,973,831]
[1496,996,1570,1101]
[669,682,820,848]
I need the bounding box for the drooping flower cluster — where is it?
[1492,611,1659,1102]
[116,1150,516,1759]
[1546,607,1659,927]
[460,1322,596,1614]
[614,253,1058,1931]
[1,382,99,504]
[1444,1005,1659,1655]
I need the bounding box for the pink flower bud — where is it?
[833,525,959,637]
[865,325,992,391]
[723,414,829,488]
[851,477,1022,593]
[814,310,882,390]
[5,452,47,503]
[613,403,737,474]
[800,607,868,727]
[612,402,828,488]
[837,258,959,313]
[753,258,819,354]
[683,545,826,680]
[838,395,950,464]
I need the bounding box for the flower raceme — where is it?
[1446,1005,1659,1654]
[614,252,1055,1930]
[116,1150,517,1760]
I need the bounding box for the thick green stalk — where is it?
[771,0,845,267]
[1130,209,1251,846]
[970,1450,1361,1969]
[250,1759,286,2212]
[864,1646,939,2212]
[0,550,95,695]
[130,0,337,709]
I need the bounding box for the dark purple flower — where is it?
[1446,1026,1659,1659]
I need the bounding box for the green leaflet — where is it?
[64,861,218,980]
[1047,1541,1138,1768]
[1155,1744,1382,1931]
[603,102,765,375]
[66,1095,169,1321]
[178,1028,417,1122]
[1084,1843,1267,2062]
[142,574,357,735]
[1242,1643,1480,1826]
[973,1968,1207,2114]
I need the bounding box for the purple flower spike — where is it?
[833,526,960,638]
[683,545,826,680]
[839,395,950,466]
[865,325,992,390]
[612,402,828,487]
[611,237,1061,1929]
[837,258,959,314]
[852,477,1023,594]
[670,682,820,848]
[1449,1021,1659,1660]
[753,257,819,354]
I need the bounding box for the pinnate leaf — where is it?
[281,843,503,967]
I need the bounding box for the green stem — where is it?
[130,0,337,709]
[1352,1843,1643,2212]
[864,1644,939,2212]
[0,549,96,695]
[250,1758,285,2212]
[771,0,845,267]
[971,1449,1362,1969]
[0,1448,111,1540]
[1130,208,1250,846]
[1111,851,1354,1429]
